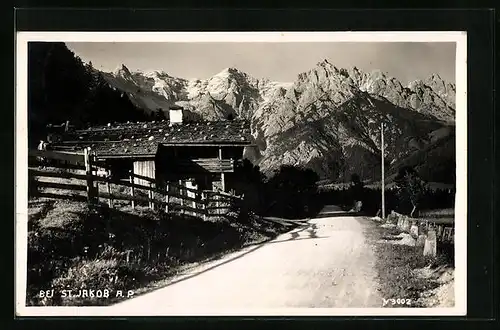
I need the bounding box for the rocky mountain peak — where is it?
[428,73,443,81]
[114,64,133,79]
[214,67,244,78]
[317,59,333,68]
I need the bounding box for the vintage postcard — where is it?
[15,31,467,316]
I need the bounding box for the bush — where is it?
[394,166,427,217]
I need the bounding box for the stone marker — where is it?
[416,234,426,247]
[410,224,419,238]
[402,217,411,232]
[397,217,403,229]
[387,211,395,223]
[423,230,437,257]
[437,225,443,240]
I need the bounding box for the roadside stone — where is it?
[416,234,426,247]
[401,217,411,232]
[410,224,419,238]
[423,230,437,257]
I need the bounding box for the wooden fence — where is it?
[28,148,243,219]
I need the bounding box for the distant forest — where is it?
[28,42,149,147]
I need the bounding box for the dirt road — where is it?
[110,206,382,312]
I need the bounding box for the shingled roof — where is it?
[50,119,254,157]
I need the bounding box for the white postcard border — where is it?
[15,31,467,317]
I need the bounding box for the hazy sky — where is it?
[66,42,456,85]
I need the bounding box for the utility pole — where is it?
[381,122,386,220]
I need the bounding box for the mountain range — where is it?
[98,59,455,184]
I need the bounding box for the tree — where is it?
[28,42,148,146]
[265,165,319,218]
[394,166,426,217]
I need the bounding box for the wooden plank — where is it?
[206,206,233,210]
[203,190,243,201]
[149,182,155,210]
[166,184,170,213]
[129,174,135,209]
[84,147,94,203]
[35,181,87,192]
[179,180,184,213]
[27,162,86,171]
[201,191,207,221]
[34,191,87,202]
[29,149,84,163]
[106,182,113,207]
[29,168,88,181]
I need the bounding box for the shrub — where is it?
[394,166,427,217]
[262,165,320,219]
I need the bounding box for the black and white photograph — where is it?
[15,32,467,316]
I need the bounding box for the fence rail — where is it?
[29,148,241,219]
[29,149,84,164]
[29,168,88,181]
[35,180,88,192]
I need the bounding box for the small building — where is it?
[47,108,256,193]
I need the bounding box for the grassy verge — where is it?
[365,222,453,307]
[27,197,294,306]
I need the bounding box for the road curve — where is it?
[110,207,382,312]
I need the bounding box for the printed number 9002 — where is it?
[382,298,412,306]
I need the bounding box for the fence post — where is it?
[146,238,151,261]
[92,152,100,202]
[149,182,155,210]
[179,180,184,214]
[192,191,196,214]
[106,182,113,208]
[129,172,135,209]
[216,194,220,215]
[202,191,207,220]
[165,183,170,213]
[84,147,94,204]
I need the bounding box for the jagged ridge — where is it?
[101,61,455,182]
